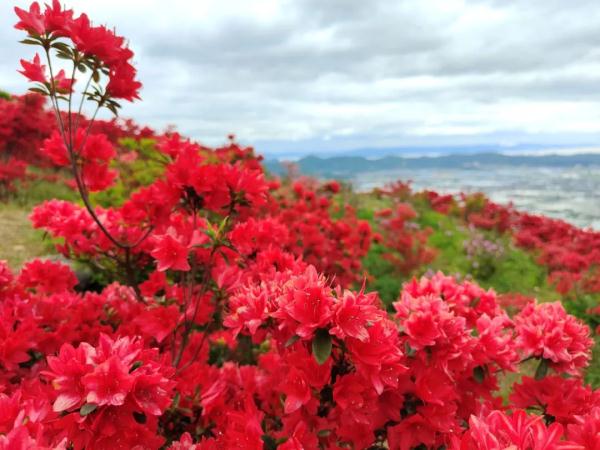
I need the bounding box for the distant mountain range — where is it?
[264,152,600,178]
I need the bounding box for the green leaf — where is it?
[80,403,98,416]
[261,435,278,450]
[218,216,229,234]
[28,87,48,95]
[51,42,70,51]
[106,103,119,117]
[129,360,143,373]
[20,38,41,45]
[534,358,549,380]
[473,366,485,384]
[171,392,181,409]
[312,328,332,365]
[285,335,300,348]
[56,51,72,60]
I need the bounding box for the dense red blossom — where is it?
[374,195,436,276]
[16,1,141,101]
[455,409,575,450]
[514,301,593,375]
[18,259,78,294]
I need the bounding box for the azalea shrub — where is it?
[0,92,54,198]
[374,183,436,276]
[418,187,600,322]
[3,1,600,449]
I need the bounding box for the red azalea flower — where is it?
[511,376,600,427]
[14,2,45,35]
[106,62,142,101]
[330,289,384,342]
[81,160,117,192]
[273,266,333,339]
[280,366,311,414]
[18,259,78,294]
[515,301,593,375]
[388,414,437,450]
[0,261,14,287]
[224,286,269,337]
[45,342,95,412]
[40,130,69,166]
[42,0,74,35]
[151,229,191,272]
[131,371,174,416]
[83,356,134,406]
[456,409,574,450]
[54,69,75,93]
[18,53,46,84]
[134,305,180,343]
[566,407,600,449]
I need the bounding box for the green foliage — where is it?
[0,90,11,100]
[586,336,600,388]
[562,291,600,328]
[312,328,332,365]
[362,243,404,307]
[417,208,471,276]
[413,204,556,300]
[483,241,555,300]
[11,171,78,207]
[92,138,166,207]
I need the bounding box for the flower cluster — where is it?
[514,300,593,375]
[0,93,54,197]
[270,178,372,286]
[373,199,435,276]
[44,334,174,449]
[16,0,141,101]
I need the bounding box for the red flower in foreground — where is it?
[18,53,46,84]
[273,266,333,339]
[151,229,191,272]
[54,69,74,93]
[83,356,134,406]
[455,409,574,450]
[14,2,45,35]
[330,289,384,342]
[514,301,593,375]
[45,342,94,412]
[280,366,311,414]
[18,259,78,294]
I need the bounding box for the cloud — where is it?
[3,0,600,156]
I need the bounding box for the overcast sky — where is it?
[3,0,600,157]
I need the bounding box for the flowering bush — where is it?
[374,203,436,276]
[372,182,436,276]
[421,188,600,317]
[0,93,54,197]
[3,1,599,448]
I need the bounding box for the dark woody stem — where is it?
[42,44,152,302]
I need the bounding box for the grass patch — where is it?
[12,174,78,207]
[0,204,55,269]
